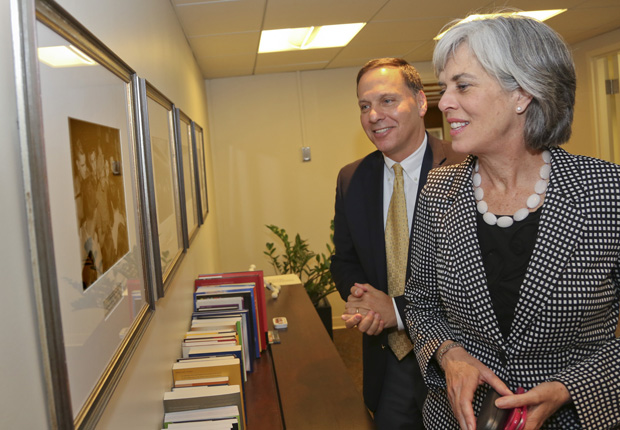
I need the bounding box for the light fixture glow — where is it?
[434,9,567,40]
[38,45,97,67]
[259,23,366,53]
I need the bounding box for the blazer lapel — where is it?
[508,148,586,345]
[407,140,436,279]
[443,158,506,347]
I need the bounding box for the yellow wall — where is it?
[207,68,374,325]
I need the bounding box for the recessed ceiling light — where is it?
[38,45,97,67]
[434,9,567,40]
[259,23,366,53]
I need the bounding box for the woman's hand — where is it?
[440,344,511,430]
[495,381,571,430]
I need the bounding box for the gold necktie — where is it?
[385,163,413,360]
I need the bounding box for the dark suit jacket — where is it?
[330,132,464,411]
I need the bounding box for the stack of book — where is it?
[161,271,268,430]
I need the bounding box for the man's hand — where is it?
[341,283,396,334]
[342,310,385,334]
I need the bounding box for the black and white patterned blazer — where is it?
[404,147,620,429]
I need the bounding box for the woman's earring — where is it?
[516,106,523,112]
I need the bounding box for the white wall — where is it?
[2,0,220,428]
[0,2,50,427]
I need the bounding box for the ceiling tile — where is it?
[484,0,588,11]
[171,0,243,4]
[174,0,266,36]
[334,40,422,61]
[189,32,260,57]
[263,0,388,29]
[327,56,376,69]
[547,7,620,44]
[351,18,450,45]
[373,0,492,21]
[256,47,342,67]
[198,53,256,79]
[255,61,330,75]
[403,42,437,65]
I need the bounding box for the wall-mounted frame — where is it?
[192,122,209,223]
[11,0,155,428]
[175,108,199,246]
[138,80,185,297]
[427,127,444,141]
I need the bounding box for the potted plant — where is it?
[264,221,337,337]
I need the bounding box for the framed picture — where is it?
[427,127,444,140]
[192,122,209,222]
[12,0,155,428]
[175,108,199,246]
[138,80,185,297]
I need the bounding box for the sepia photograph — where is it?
[69,117,130,289]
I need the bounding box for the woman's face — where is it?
[437,44,528,157]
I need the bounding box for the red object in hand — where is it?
[504,387,527,430]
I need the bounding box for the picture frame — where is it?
[175,108,199,246]
[427,127,444,140]
[192,121,209,223]
[138,79,185,297]
[11,0,155,428]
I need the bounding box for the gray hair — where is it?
[433,14,576,149]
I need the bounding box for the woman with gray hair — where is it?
[404,13,620,430]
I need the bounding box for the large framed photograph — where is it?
[175,108,199,246]
[139,80,185,297]
[192,122,209,222]
[12,0,155,428]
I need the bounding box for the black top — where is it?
[476,207,542,340]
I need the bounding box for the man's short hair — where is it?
[357,58,424,95]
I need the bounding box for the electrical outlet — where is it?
[302,146,311,162]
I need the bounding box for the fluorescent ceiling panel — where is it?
[259,23,365,53]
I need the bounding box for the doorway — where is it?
[593,50,620,164]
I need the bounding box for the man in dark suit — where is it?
[330,58,463,429]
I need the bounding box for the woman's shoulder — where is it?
[425,156,474,193]
[552,147,620,185]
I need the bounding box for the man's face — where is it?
[76,151,89,180]
[89,151,97,173]
[357,67,427,162]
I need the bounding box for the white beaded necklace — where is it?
[473,150,551,228]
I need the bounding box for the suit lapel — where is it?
[508,148,586,344]
[364,152,388,292]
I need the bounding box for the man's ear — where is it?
[416,90,428,117]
